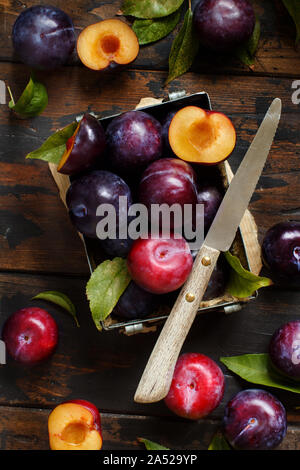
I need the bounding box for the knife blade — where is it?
[134,98,282,404]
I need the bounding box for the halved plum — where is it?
[169,106,236,165]
[77,19,139,71]
[58,114,106,175]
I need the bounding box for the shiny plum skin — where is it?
[113,281,159,320]
[100,236,134,258]
[139,158,198,230]
[223,389,287,450]
[2,307,58,365]
[12,5,75,70]
[165,353,225,420]
[197,183,223,233]
[127,235,193,294]
[262,221,300,283]
[66,170,132,239]
[59,114,106,175]
[269,321,300,381]
[194,0,255,52]
[106,111,163,174]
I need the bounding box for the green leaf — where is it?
[26,121,78,163]
[32,291,79,327]
[236,17,261,67]
[138,438,170,450]
[133,10,180,45]
[86,258,131,331]
[121,0,184,19]
[208,433,231,450]
[166,8,199,85]
[282,0,300,44]
[220,353,300,394]
[224,251,272,298]
[8,75,48,118]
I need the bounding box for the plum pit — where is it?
[61,422,88,445]
[100,35,120,55]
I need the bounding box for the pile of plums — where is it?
[61,105,236,321]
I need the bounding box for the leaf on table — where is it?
[282,0,300,44]
[236,17,261,68]
[166,8,199,85]
[220,353,300,394]
[8,75,48,118]
[121,0,184,19]
[224,251,272,299]
[132,9,181,45]
[32,290,79,327]
[208,432,231,450]
[138,437,170,450]
[86,258,131,331]
[26,121,78,163]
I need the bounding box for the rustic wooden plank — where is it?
[0,64,299,274]
[1,272,300,417]
[1,0,300,77]
[0,405,298,450]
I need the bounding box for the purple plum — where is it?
[12,5,75,70]
[197,183,223,233]
[139,158,198,230]
[106,111,163,174]
[223,389,287,450]
[262,221,300,283]
[194,0,255,52]
[66,170,132,239]
[113,281,159,320]
[269,321,300,381]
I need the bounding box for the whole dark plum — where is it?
[113,281,159,320]
[194,0,255,52]
[12,5,75,70]
[139,158,198,230]
[100,236,134,259]
[262,221,300,283]
[197,183,223,233]
[66,170,132,239]
[106,111,163,174]
[269,321,300,381]
[223,389,287,450]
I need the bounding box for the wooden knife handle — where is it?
[134,244,220,403]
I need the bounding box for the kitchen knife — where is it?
[134,98,282,404]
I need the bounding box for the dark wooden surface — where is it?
[0,0,300,451]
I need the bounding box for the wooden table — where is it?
[0,0,300,450]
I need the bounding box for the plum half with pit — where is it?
[262,221,300,284]
[12,5,75,70]
[113,281,159,320]
[194,0,255,52]
[106,111,163,174]
[269,321,300,381]
[139,158,198,230]
[77,19,139,71]
[58,114,106,175]
[223,389,286,450]
[66,170,132,239]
